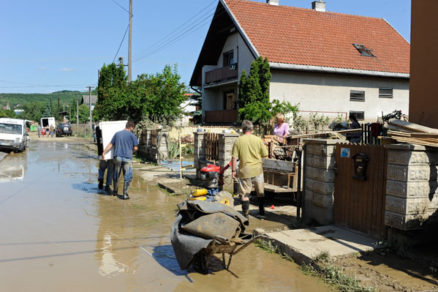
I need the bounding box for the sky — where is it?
[0,0,411,94]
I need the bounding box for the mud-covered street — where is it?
[0,139,329,291]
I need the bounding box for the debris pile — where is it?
[387,120,438,147]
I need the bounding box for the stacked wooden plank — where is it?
[387,120,438,147]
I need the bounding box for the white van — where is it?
[41,117,56,129]
[0,118,29,152]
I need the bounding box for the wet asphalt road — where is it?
[0,139,328,291]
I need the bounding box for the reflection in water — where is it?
[98,233,128,277]
[0,165,24,182]
[0,152,27,183]
[95,194,142,279]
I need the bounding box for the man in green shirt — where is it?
[232,120,268,218]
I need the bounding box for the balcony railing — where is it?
[205,64,238,85]
[205,110,238,123]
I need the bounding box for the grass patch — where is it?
[301,253,374,292]
[157,185,177,197]
[255,239,294,262]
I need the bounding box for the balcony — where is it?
[205,64,238,85]
[205,110,238,124]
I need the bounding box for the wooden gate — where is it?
[334,144,387,239]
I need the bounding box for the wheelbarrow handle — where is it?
[230,235,268,256]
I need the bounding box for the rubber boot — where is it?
[258,196,266,217]
[122,182,130,200]
[98,179,103,190]
[241,201,250,218]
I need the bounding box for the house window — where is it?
[379,88,393,98]
[353,43,375,57]
[350,90,365,102]
[350,111,365,121]
[223,50,234,67]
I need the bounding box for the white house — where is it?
[190,0,410,123]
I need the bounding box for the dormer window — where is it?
[353,43,375,57]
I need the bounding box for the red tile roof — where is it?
[224,0,410,74]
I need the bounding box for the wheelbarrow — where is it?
[192,233,265,274]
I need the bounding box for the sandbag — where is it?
[181,212,240,241]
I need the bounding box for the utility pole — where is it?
[128,0,133,82]
[76,99,79,135]
[86,86,93,130]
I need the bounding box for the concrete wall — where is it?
[385,144,438,231]
[271,70,410,121]
[409,0,438,128]
[137,129,169,163]
[303,139,337,225]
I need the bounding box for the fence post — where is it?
[194,132,206,179]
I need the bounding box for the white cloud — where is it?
[38,66,48,71]
[60,67,75,72]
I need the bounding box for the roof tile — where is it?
[224,0,410,74]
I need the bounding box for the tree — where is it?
[238,57,297,129]
[93,63,128,121]
[93,63,186,125]
[138,65,187,124]
[0,109,16,118]
[21,102,45,122]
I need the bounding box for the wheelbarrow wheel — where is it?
[193,252,209,274]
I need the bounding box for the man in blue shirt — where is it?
[102,121,138,200]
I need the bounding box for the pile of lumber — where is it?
[387,120,438,147]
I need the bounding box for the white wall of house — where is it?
[201,32,409,122]
[204,32,254,84]
[270,70,410,121]
[201,32,254,118]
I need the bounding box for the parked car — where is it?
[56,122,72,137]
[0,118,29,152]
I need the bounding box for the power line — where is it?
[111,0,130,14]
[113,23,130,63]
[135,12,216,62]
[134,0,218,62]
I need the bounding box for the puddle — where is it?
[0,139,329,291]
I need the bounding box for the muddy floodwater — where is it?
[0,140,329,291]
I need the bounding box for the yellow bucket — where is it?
[189,196,207,201]
[192,188,208,197]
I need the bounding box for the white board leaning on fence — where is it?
[99,120,127,160]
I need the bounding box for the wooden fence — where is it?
[359,123,383,145]
[204,133,219,161]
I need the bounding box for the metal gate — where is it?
[334,144,387,239]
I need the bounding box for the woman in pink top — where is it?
[273,113,289,138]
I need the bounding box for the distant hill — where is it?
[0,91,85,109]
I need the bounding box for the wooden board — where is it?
[389,120,438,134]
[264,183,294,193]
[263,158,295,172]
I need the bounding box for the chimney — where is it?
[266,0,279,6]
[312,1,326,12]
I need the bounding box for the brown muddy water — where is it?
[0,140,329,291]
